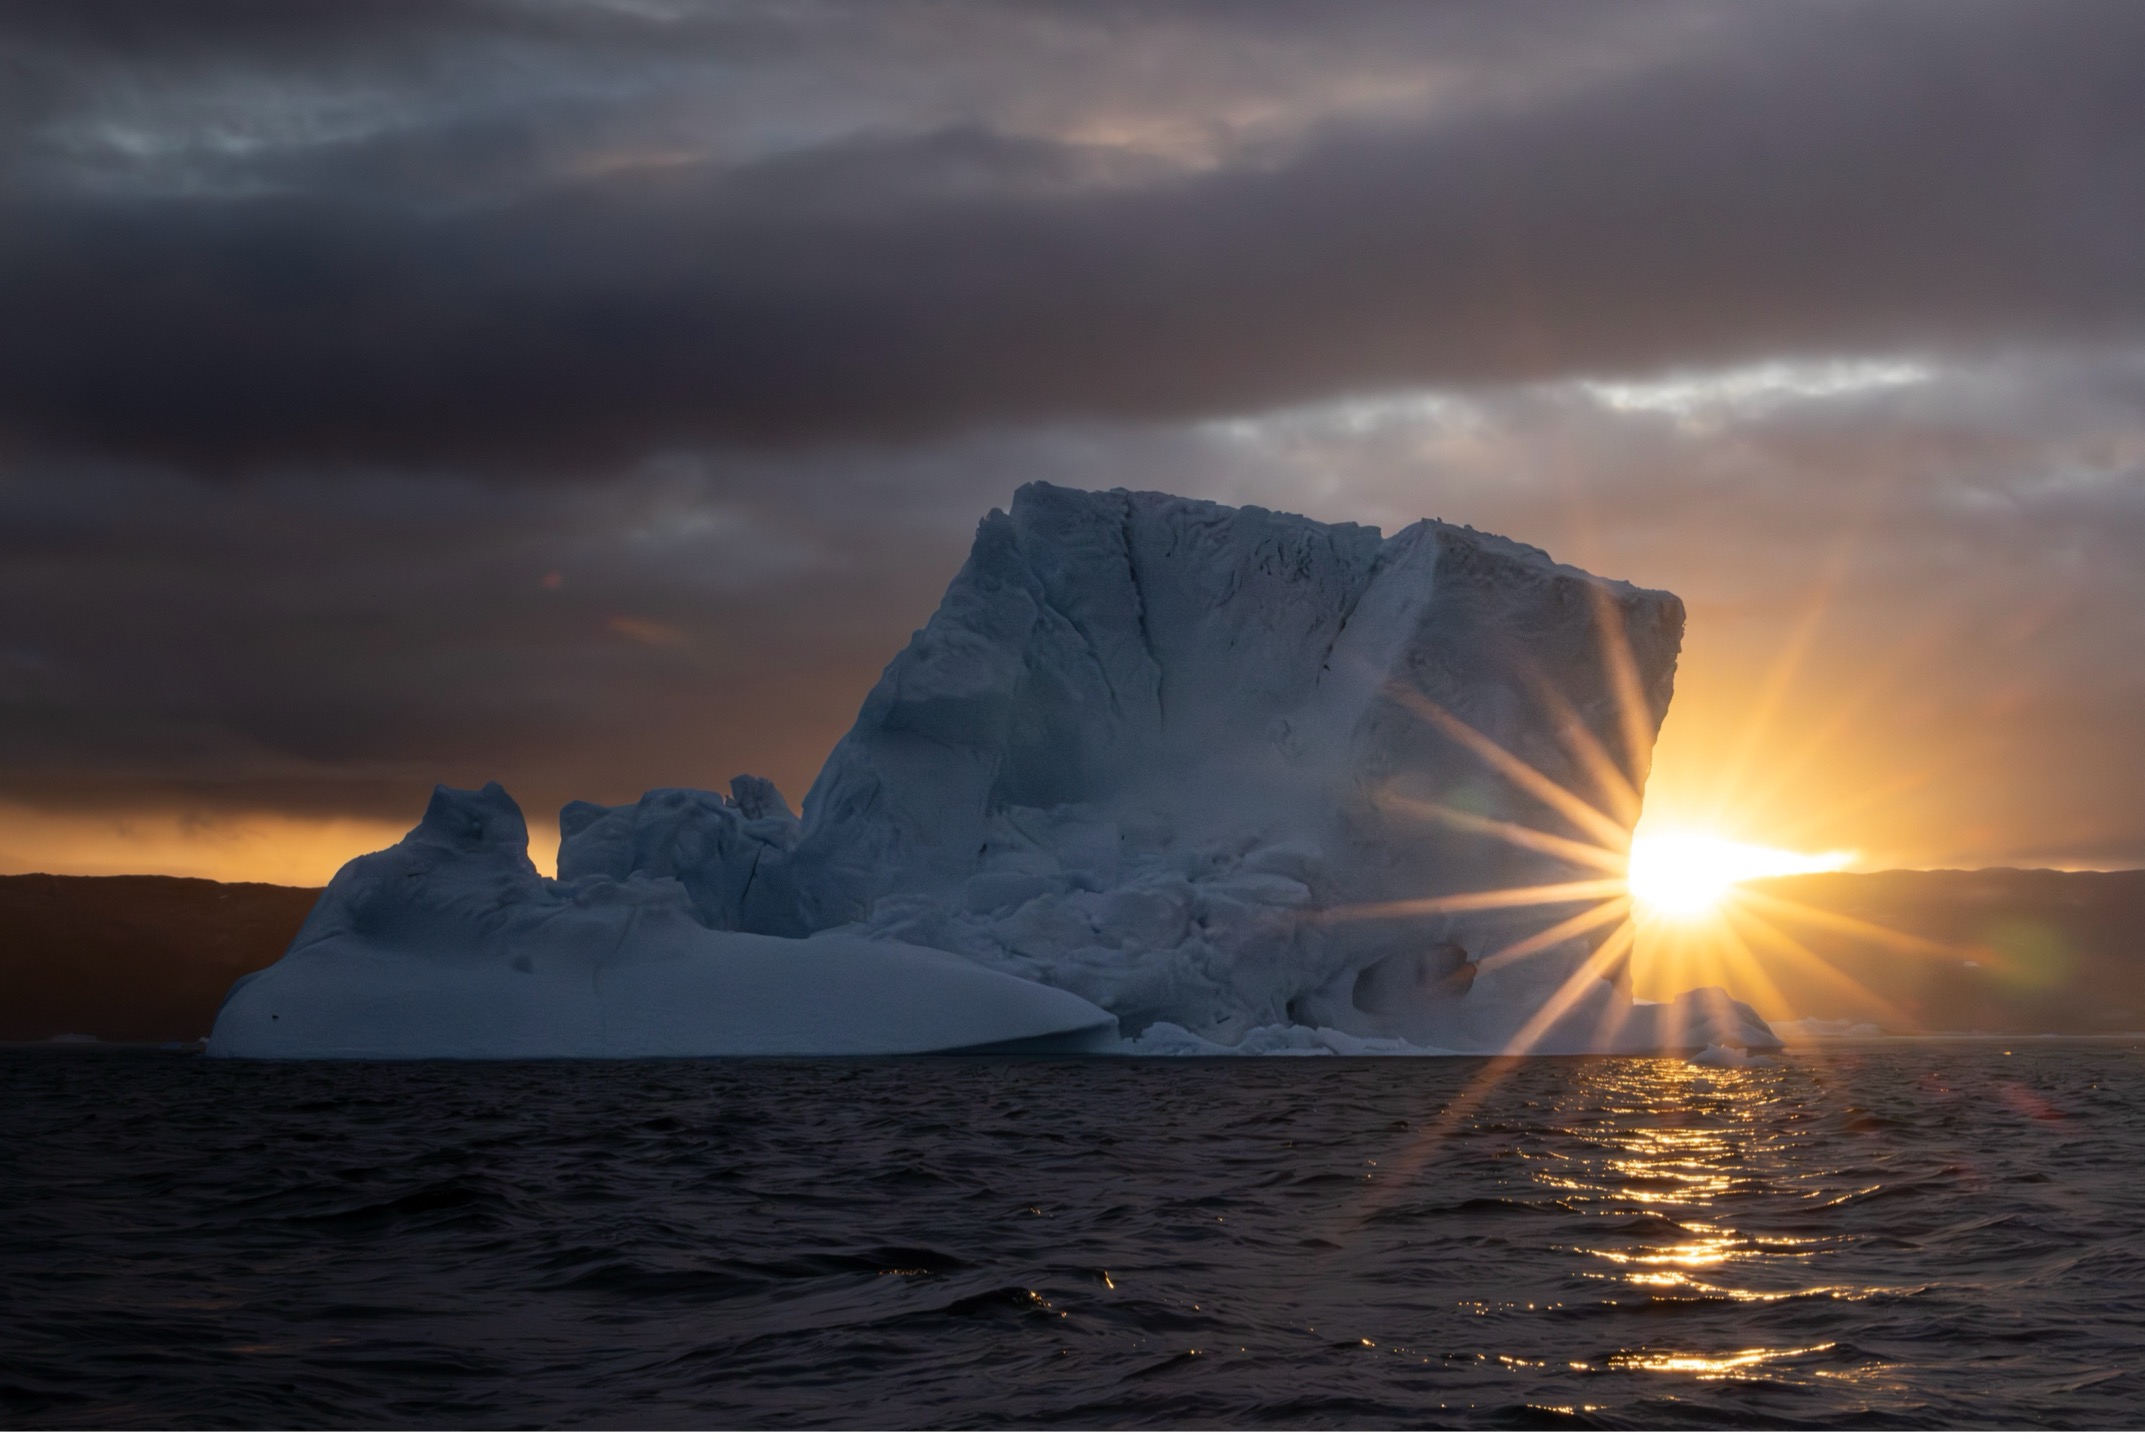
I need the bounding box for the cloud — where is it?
[0,455,924,819]
[5,1,2145,878]
[3,0,2143,472]
[1176,354,2145,868]
[5,350,2145,869]
[3,1,1704,190]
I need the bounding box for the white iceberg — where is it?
[210,483,1779,1059]
[207,783,1114,1059]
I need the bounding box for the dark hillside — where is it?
[6,867,2142,1043]
[1736,868,2145,1034]
[0,874,320,1043]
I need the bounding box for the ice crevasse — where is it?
[209,483,1777,1058]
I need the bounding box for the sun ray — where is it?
[1476,897,1631,973]
[1502,919,1640,1054]
[1337,544,1978,1075]
[1753,764,1945,850]
[1697,909,1803,1026]
[1732,887,1989,965]
[1752,730,2002,854]
[1587,580,1663,810]
[1721,612,1964,832]
[1717,899,1916,1030]
[1587,928,1660,1055]
[1511,653,1646,828]
[1376,793,1629,873]
[1322,878,1630,923]
[1636,917,1691,1006]
[1696,537,1859,831]
[1333,919,1642,1239]
[1383,686,1633,850]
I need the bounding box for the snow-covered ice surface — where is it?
[210,483,1780,1059]
[207,784,1114,1059]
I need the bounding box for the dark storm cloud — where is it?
[0,1,1695,204]
[0,416,1186,825]
[8,352,2145,870]
[0,452,980,822]
[6,0,2145,877]
[1183,351,2145,868]
[4,0,2143,471]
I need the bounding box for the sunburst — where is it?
[1310,565,1986,1056]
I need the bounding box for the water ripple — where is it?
[4,1042,2144,1426]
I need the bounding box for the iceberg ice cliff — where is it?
[210,483,1777,1059]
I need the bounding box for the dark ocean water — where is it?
[5,1041,2144,1429]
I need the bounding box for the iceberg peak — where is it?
[416,780,533,856]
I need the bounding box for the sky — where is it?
[4,0,2144,884]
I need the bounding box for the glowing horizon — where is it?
[1625,831,1856,921]
[0,803,563,887]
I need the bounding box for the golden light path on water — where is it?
[1507,1059,1923,1395]
[1276,1043,1990,1415]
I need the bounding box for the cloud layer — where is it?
[4,0,2143,874]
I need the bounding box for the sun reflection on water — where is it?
[1482,1055,1922,1387]
[1609,1342,1835,1376]
[1303,1046,1984,1416]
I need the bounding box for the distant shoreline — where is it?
[6,868,2144,1045]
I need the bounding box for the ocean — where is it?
[5,1040,2142,1428]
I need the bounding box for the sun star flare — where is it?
[1625,832,1855,921]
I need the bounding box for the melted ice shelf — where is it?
[210,483,1777,1059]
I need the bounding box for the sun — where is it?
[1625,831,1854,921]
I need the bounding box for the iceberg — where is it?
[206,783,1115,1059]
[209,483,1778,1059]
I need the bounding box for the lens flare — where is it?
[1626,833,1853,920]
